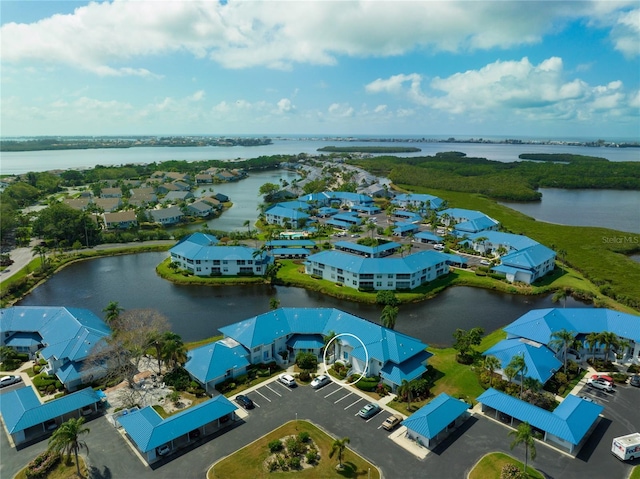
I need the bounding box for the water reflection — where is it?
[18,252,592,347]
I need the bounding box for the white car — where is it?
[310,374,331,389]
[587,377,614,392]
[480,260,492,266]
[278,373,296,387]
[0,375,22,388]
[433,244,445,251]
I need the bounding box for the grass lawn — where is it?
[468,452,544,479]
[630,466,640,479]
[15,455,87,479]
[208,420,380,479]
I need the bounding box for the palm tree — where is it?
[552,288,569,308]
[147,331,166,374]
[548,329,576,374]
[398,379,414,412]
[32,244,48,270]
[509,421,537,475]
[48,417,90,477]
[323,330,338,363]
[586,332,600,361]
[598,331,620,362]
[508,353,528,397]
[102,301,124,328]
[243,219,252,236]
[269,297,280,310]
[329,437,350,468]
[162,332,187,369]
[380,305,399,330]
[484,355,501,387]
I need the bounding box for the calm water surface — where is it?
[2,140,637,175]
[500,188,640,233]
[18,252,591,347]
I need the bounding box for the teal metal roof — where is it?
[118,395,237,453]
[500,244,555,270]
[0,386,100,434]
[170,240,270,263]
[306,250,450,276]
[477,388,603,445]
[466,231,537,252]
[286,334,325,349]
[401,393,469,439]
[484,338,562,383]
[185,339,250,383]
[504,308,640,344]
[380,350,432,384]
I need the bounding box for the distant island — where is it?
[0,136,273,152]
[317,146,421,153]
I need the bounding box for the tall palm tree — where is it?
[329,437,350,468]
[32,244,48,270]
[552,288,570,308]
[162,332,187,369]
[48,417,90,477]
[586,332,600,361]
[484,355,501,387]
[380,305,399,330]
[398,379,414,411]
[102,301,124,328]
[147,331,166,374]
[548,329,576,374]
[509,421,537,474]
[508,353,528,397]
[598,331,620,362]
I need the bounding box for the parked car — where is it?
[0,375,22,388]
[189,429,201,439]
[433,244,445,251]
[480,260,492,266]
[310,374,331,389]
[381,414,403,431]
[278,373,296,387]
[587,377,614,392]
[629,375,640,387]
[44,420,58,431]
[235,394,254,409]
[591,374,614,384]
[157,444,171,456]
[358,403,381,419]
[579,395,596,403]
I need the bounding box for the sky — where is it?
[1,0,639,140]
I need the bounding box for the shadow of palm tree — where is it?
[87,465,112,479]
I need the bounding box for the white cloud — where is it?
[1,1,636,73]
[328,103,354,118]
[366,56,636,124]
[276,98,294,113]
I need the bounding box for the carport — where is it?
[477,388,604,454]
[118,395,238,464]
[0,385,101,446]
[401,393,471,448]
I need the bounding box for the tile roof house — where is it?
[169,233,272,276]
[305,250,453,291]
[0,306,111,391]
[93,197,122,212]
[477,388,603,454]
[211,307,431,391]
[147,206,184,225]
[118,395,238,464]
[401,393,471,448]
[63,198,91,211]
[0,386,102,446]
[100,187,123,198]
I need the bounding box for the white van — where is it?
[611,433,640,461]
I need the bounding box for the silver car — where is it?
[310,374,331,389]
[0,375,22,388]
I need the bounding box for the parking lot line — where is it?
[344,398,363,410]
[265,384,282,397]
[366,414,380,423]
[273,381,293,392]
[334,392,353,404]
[253,389,271,402]
[324,387,342,398]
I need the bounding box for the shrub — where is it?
[268,440,283,453]
[298,370,311,382]
[287,456,301,469]
[164,367,191,391]
[306,450,318,464]
[500,463,527,479]
[612,372,628,384]
[628,364,640,374]
[298,431,310,443]
[235,374,248,385]
[25,450,60,478]
[286,436,306,456]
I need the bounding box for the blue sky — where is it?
[1,1,638,140]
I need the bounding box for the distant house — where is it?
[265,204,310,227]
[169,232,272,276]
[157,183,179,194]
[129,188,157,207]
[200,196,223,210]
[438,208,499,234]
[414,231,443,244]
[195,173,213,184]
[164,172,190,182]
[214,193,229,202]
[0,306,111,391]
[393,193,444,210]
[147,206,184,225]
[103,210,138,229]
[93,197,122,212]
[186,200,214,217]
[393,222,420,237]
[63,198,91,211]
[464,231,538,256]
[100,187,122,199]
[163,191,193,203]
[172,180,191,191]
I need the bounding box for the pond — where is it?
[17,252,591,347]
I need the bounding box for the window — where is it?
[376,282,382,287]
[223,260,228,264]
[213,260,220,265]
[196,260,201,264]
[237,260,246,265]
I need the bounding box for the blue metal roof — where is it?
[477,388,603,445]
[500,244,555,270]
[439,208,487,221]
[185,339,250,383]
[118,395,237,453]
[306,250,450,276]
[219,308,429,375]
[504,308,640,344]
[265,204,310,220]
[393,194,443,210]
[170,243,271,263]
[393,222,419,233]
[0,306,111,363]
[317,207,339,216]
[401,393,469,439]
[270,248,311,256]
[334,241,400,255]
[415,231,443,242]
[454,216,499,234]
[484,338,562,383]
[326,219,353,229]
[286,334,325,349]
[380,350,432,384]
[0,386,100,434]
[266,240,315,248]
[466,232,537,252]
[5,332,41,347]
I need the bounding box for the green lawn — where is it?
[208,420,380,479]
[629,466,640,479]
[468,452,544,479]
